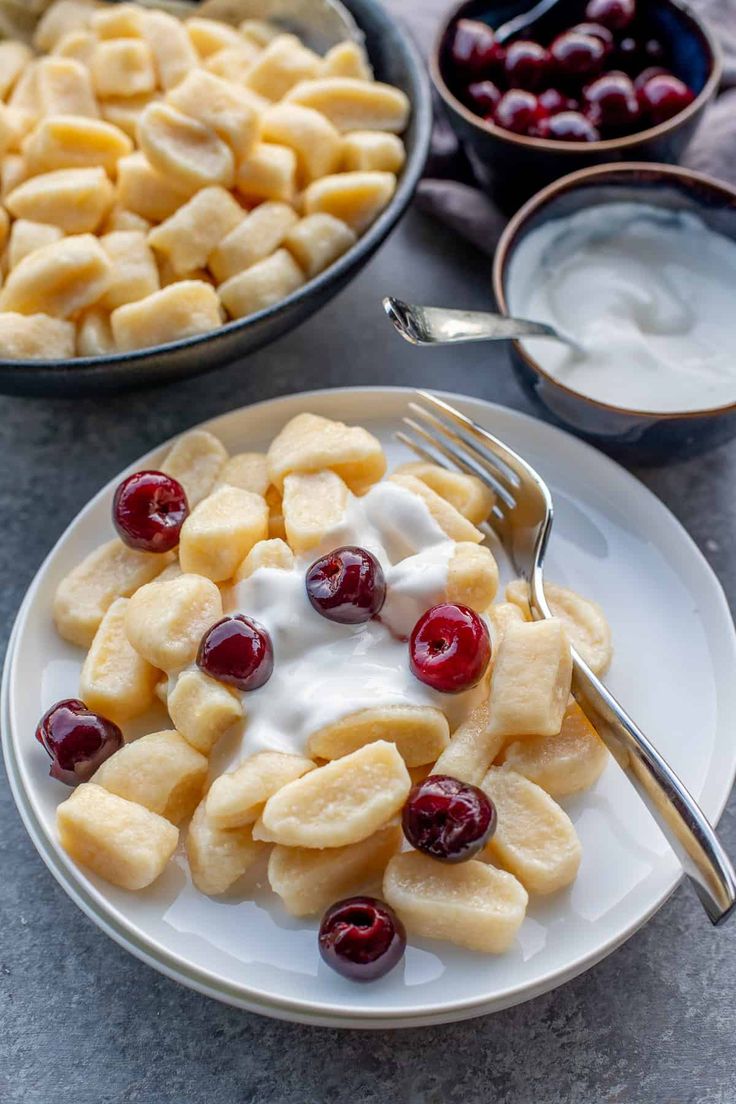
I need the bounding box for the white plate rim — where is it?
[3,385,735,1027]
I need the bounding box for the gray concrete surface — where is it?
[1,207,735,1104]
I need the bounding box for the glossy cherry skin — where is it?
[536,110,601,141]
[450,18,503,77]
[112,470,189,554]
[402,774,497,862]
[634,65,669,93]
[467,79,502,114]
[318,896,406,981]
[305,546,386,625]
[493,88,545,134]
[550,31,606,80]
[35,699,123,786]
[409,603,491,693]
[504,39,550,90]
[584,70,639,128]
[638,72,695,124]
[196,615,274,691]
[570,22,614,52]
[538,87,578,114]
[584,0,636,31]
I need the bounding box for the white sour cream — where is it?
[203,481,483,773]
[507,202,736,414]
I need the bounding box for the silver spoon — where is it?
[383,297,581,350]
[494,0,563,44]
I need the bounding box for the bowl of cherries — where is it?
[432,0,721,207]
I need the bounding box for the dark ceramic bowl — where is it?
[0,0,432,398]
[492,162,736,464]
[432,0,721,210]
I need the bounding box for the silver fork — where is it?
[398,391,736,925]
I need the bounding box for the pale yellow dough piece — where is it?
[394,460,495,525]
[77,308,115,357]
[148,187,244,278]
[80,597,158,724]
[269,824,401,918]
[505,579,613,676]
[35,3,97,53]
[502,700,609,798]
[161,429,228,508]
[90,4,145,39]
[261,103,342,184]
[111,281,222,352]
[244,34,321,100]
[179,484,268,582]
[307,705,450,767]
[283,214,356,278]
[0,234,111,319]
[8,220,63,270]
[303,171,396,234]
[101,205,152,235]
[90,39,156,100]
[0,42,34,101]
[235,142,297,205]
[342,131,405,173]
[116,152,190,224]
[488,618,573,738]
[140,9,198,92]
[57,782,178,891]
[0,312,75,360]
[253,741,411,848]
[204,44,261,84]
[93,730,207,825]
[1,155,29,201]
[54,538,174,648]
[187,799,265,896]
[389,473,484,543]
[206,752,316,829]
[447,542,499,611]
[286,78,410,133]
[487,601,526,652]
[209,201,298,284]
[482,766,582,894]
[100,95,159,143]
[6,167,114,233]
[234,537,294,582]
[53,30,97,68]
[216,452,269,497]
[282,469,349,555]
[321,41,373,81]
[239,19,280,48]
[137,102,235,193]
[125,572,223,673]
[219,249,305,321]
[185,16,244,58]
[383,851,528,954]
[36,56,98,118]
[432,695,504,786]
[269,411,386,493]
[167,668,243,756]
[167,69,260,160]
[99,230,159,311]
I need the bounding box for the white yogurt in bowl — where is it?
[507,201,736,414]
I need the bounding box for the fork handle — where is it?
[570,654,736,925]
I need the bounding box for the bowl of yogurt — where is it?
[493,162,736,462]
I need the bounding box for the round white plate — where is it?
[4,387,736,1028]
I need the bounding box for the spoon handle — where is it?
[383,298,560,347]
[494,0,562,43]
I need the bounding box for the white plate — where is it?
[4,387,736,1028]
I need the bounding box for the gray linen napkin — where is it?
[403,0,736,256]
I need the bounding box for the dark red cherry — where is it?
[536,110,601,141]
[538,87,577,114]
[550,31,606,80]
[584,70,639,128]
[409,603,491,693]
[450,19,503,77]
[634,65,668,93]
[36,699,123,786]
[196,615,274,691]
[585,0,635,31]
[305,546,386,625]
[570,22,614,52]
[467,79,502,114]
[493,88,545,134]
[638,72,695,123]
[319,896,406,981]
[113,470,189,554]
[402,774,496,863]
[504,39,550,90]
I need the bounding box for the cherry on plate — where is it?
[634,65,669,93]
[197,615,274,691]
[570,22,614,52]
[584,71,639,128]
[318,896,406,981]
[467,79,502,113]
[536,110,601,141]
[305,546,386,625]
[638,72,695,123]
[409,603,491,693]
[538,87,577,114]
[402,774,497,863]
[36,698,123,786]
[113,470,189,554]
[504,39,550,90]
[550,31,607,80]
[584,0,636,31]
[450,18,503,77]
[494,88,545,134]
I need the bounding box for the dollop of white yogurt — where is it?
[207,481,484,772]
[507,202,736,413]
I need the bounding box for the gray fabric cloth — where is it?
[414,0,736,253]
